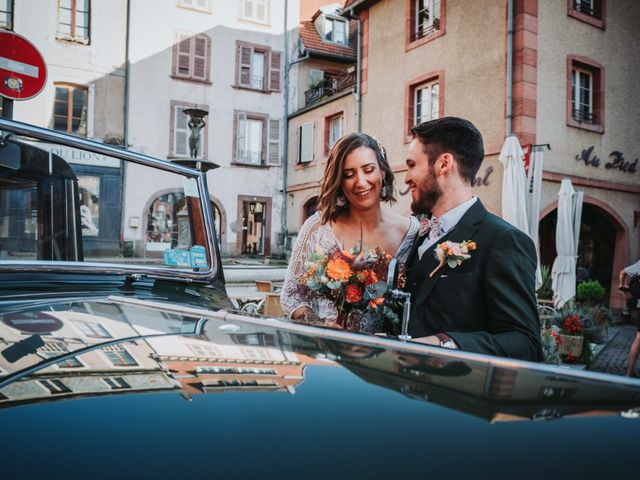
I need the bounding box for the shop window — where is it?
[172,33,211,83]
[235,41,281,92]
[57,0,90,44]
[38,379,71,394]
[567,55,604,133]
[103,377,131,389]
[568,0,605,29]
[407,0,445,49]
[0,0,13,30]
[239,0,269,24]
[53,84,88,136]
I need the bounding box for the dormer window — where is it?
[324,15,347,45]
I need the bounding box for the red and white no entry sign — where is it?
[0,31,47,101]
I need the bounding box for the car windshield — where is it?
[0,125,216,278]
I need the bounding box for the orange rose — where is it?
[466,241,477,251]
[326,257,352,281]
[364,270,378,285]
[345,283,363,303]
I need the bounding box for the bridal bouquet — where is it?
[300,244,399,331]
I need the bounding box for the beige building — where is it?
[331,0,639,308]
[285,2,358,236]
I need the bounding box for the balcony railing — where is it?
[410,17,440,42]
[572,108,595,124]
[573,0,595,17]
[304,71,356,106]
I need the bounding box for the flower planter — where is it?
[558,334,584,357]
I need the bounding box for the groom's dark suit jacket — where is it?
[405,200,542,361]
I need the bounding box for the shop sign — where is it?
[23,141,121,168]
[576,146,638,174]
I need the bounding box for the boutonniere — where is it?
[429,240,477,278]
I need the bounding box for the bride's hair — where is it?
[318,132,396,224]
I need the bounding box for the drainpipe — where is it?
[124,0,131,147]
[506,0,514,135]
[281,0,289,255]
[343,10,362,133]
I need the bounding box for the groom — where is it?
[403,117,541,361]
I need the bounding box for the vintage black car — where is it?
[1,119,639,479]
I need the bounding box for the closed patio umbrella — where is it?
[551,179,578,309]
[499,136,543,288]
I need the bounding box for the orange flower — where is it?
[364,270,378,285]
[345,283,363,303]
[466,241,477,251]
[341,249,355,260]
[369,296,384,309]
[326,257,352,281]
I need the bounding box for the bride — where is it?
[280,133,419,333]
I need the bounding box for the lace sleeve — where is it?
[280,213,323,317]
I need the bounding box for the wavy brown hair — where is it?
[318,133,396,224]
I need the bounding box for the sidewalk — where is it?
[588,325,638,377]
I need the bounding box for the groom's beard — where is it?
[411,169,442,215]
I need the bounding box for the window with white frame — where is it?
[298,122,314,164]
[413,0,441,41]
[574,0,595,16]
[39,379,72,394]
[102,345,138,367]
[239,0,269,24]
[0,0,13,30]
[188,342,221,357]
[53,84,88,136]
[57,0,90,43]
[324,16,348,45]
[572,67,593,123]
[173,33,211,82]
[176,0,211,12]
[236,41,281,92]
[72,319,112,338]
[414,80,439,125]
[328,114,343,151]
[235,112,280,166]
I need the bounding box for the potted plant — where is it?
[558,314,584,361]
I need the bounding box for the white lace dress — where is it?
[280,212,419,333]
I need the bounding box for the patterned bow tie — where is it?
[418,216,442,238]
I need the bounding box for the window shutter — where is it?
[177,35,192,77]
[299,123,314,163]
[193,35,208,81]
[269,51,282,92]
[238,44,253,87]
[267,119,281,166]
[174,107,188,157]
[236,112,247,163]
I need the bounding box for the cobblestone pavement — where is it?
[589,325,639,377]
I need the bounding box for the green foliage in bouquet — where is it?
[576,279,606,304]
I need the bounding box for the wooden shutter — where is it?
[269,51,282,92]
[177,35,191,77]
[299,123,314,163]
[236,112,247,163]
[193,35,208,81]
[237,44,253,87]
[174,106,188,157]
[267,119,281,166]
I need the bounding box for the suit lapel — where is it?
[412,200,487,307]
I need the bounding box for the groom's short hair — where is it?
[411,117,485,184]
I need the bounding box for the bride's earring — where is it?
[380,181,387,199]
[336,194,347,207]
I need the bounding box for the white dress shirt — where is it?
[418,196,478,260]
